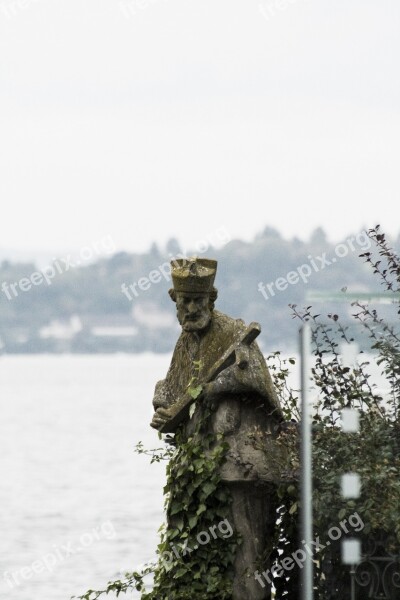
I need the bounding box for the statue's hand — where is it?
[150,407,172,430]
[153,380,169,411]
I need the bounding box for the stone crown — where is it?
[171,257,217,295]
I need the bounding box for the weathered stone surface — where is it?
[150,257,286,599]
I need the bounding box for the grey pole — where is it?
[350,565,356,600]
[300,324,313,600]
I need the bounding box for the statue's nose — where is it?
[187,301,197,313]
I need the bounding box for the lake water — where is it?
[0,354,173,600]
[0,353,390,600]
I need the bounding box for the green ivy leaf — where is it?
[189,514,198,528]
[188,385,203,399]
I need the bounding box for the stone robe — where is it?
[152,309,287,599]
[153,309,285,484]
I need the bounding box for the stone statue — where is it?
[151,257,285,600]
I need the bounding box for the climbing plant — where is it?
[268,226,400,598]
[73,365,239,600]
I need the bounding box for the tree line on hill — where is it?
[0,226,398,354]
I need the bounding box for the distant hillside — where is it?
[1,227,398,354]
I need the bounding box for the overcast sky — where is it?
[1,0,399,257]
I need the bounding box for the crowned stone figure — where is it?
[151,257,286,600]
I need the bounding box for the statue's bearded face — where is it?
[176,294,212,332]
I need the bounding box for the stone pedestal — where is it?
[227,482,278,600]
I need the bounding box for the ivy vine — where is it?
[73,366,239,600]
